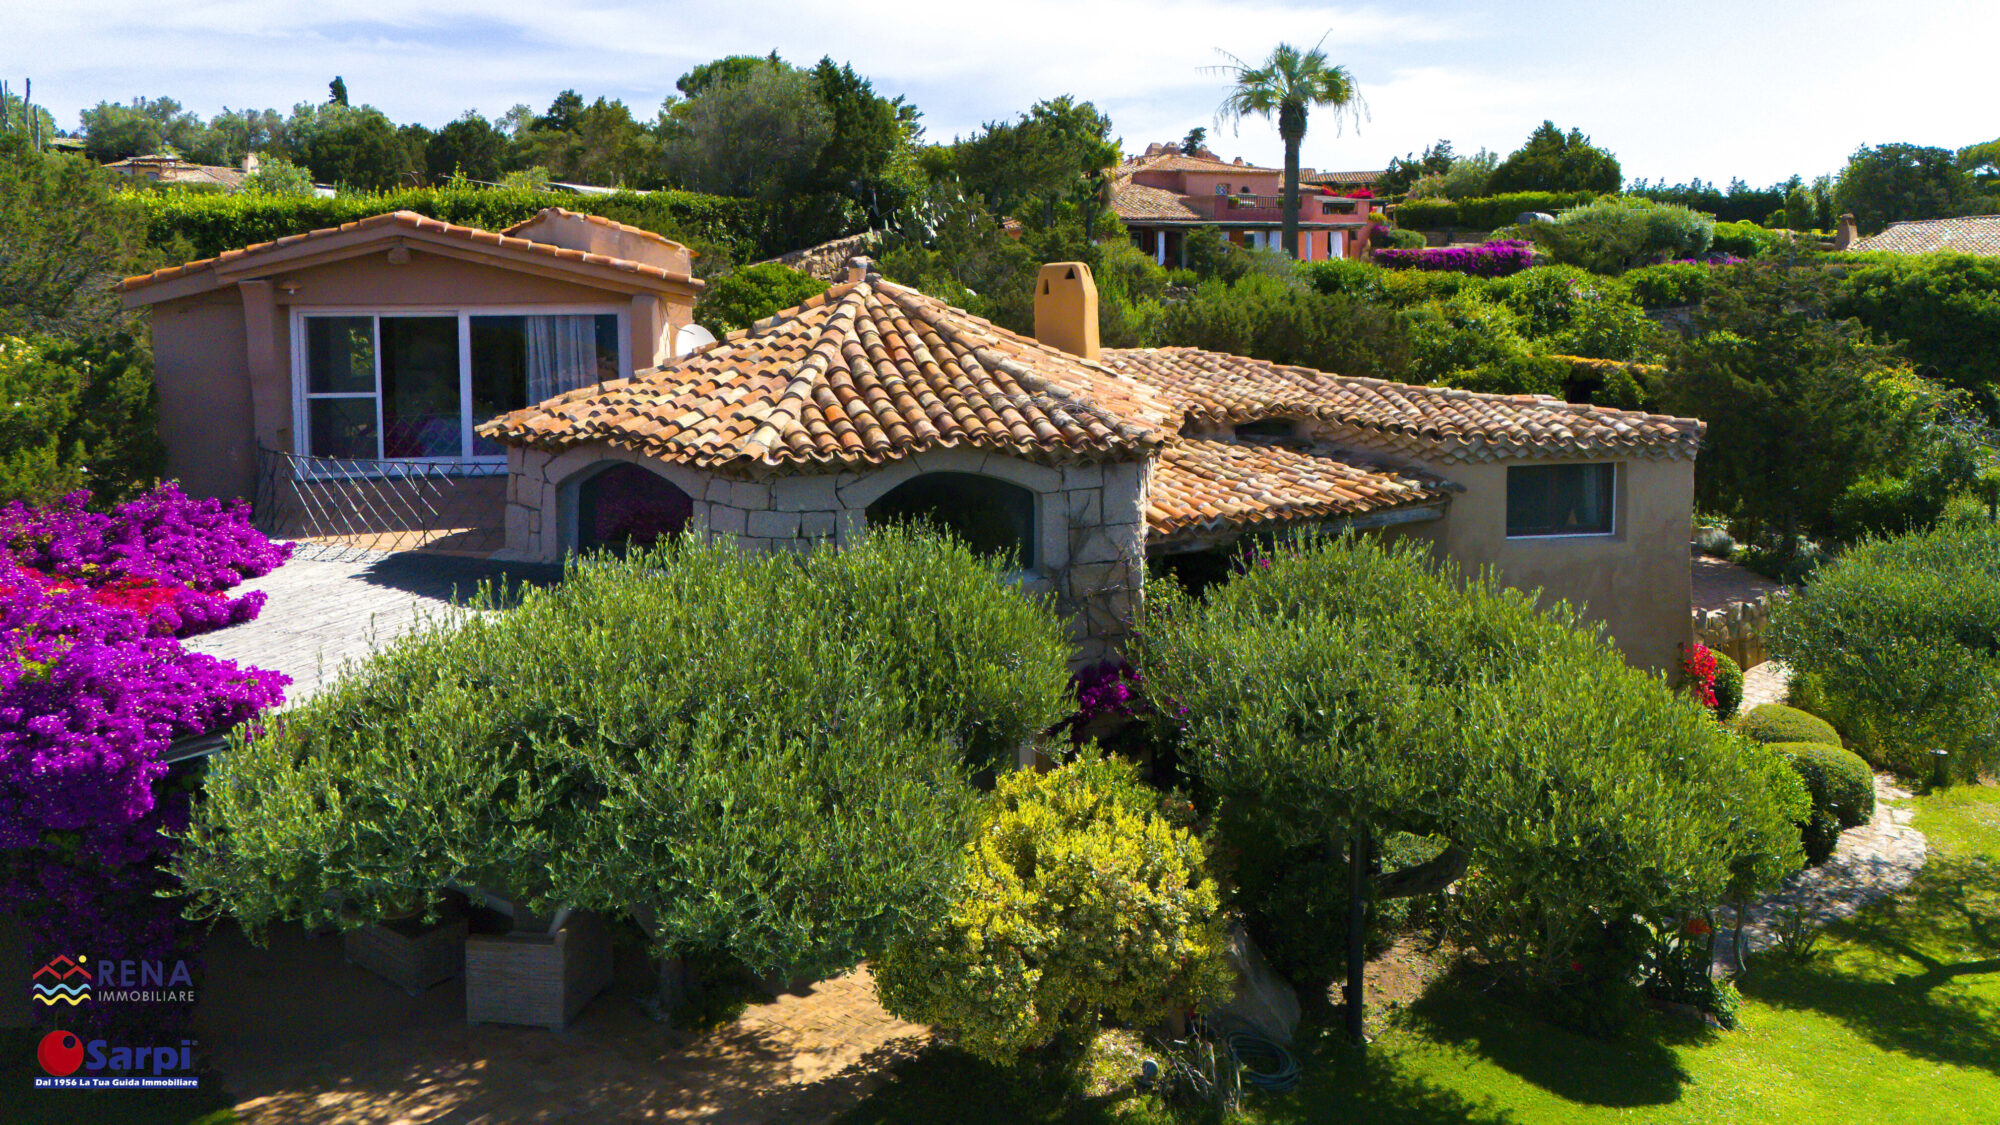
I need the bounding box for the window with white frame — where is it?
[1506,463,1617,537]
[296,309,624,461]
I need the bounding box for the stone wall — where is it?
[501,443,1148,665]
[1693,589,1782,670]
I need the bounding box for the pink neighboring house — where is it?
[1111,144,1382,266]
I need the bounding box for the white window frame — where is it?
[289,304,628,470]
[1504,461,1620,540]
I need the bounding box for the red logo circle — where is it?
[39,1030,85,1076]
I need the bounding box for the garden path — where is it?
[184,546,561,705]
[1715,661,1931,972]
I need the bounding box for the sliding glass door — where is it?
[297,309,622,463]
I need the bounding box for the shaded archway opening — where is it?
[574,463,694,554]
[866,472,1037,568]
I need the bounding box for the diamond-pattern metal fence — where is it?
[254,446,508,560]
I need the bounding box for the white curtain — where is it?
[525,315,601,403]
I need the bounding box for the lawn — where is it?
[839,781,2000,1124]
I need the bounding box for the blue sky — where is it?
[12,0,1997,185]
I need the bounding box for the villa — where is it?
[1112,144,1383,266]
[124,212,1703,672]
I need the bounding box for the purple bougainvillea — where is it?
[0,486,290,1036]
[1373,239,1537,278]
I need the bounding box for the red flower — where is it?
[1683,917,1712,937]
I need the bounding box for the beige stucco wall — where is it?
[149,291,255,501]
[504,444,1149,664]
[147,247,694,500]
[1393,455,1696,673]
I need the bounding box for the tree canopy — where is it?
[1488,120,1622,195]
[1835,142,1982,234]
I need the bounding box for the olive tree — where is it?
[1140,535,1804,1034]
[175,529,1073,978]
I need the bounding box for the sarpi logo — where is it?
[30,953,194,1005]
[35,1030,200,1090]
[30,954,91,1007]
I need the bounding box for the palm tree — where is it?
[1212,40,1367,260]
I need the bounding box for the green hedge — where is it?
[1776,742,1876,830]
[1391,190,1600,232]
[1735,704,1843,748]
[1623,262,1712,308]
[1713,651,1745,722]
[121,185,774,271]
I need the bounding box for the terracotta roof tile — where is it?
[478,268,1176,468]
[117,210,696,293]
[1102,347,1703,463]
[499,206,692,252]
[1148,437,1451,541]
[1301,170,1383,186]
[1849,214,2000,256]
[1120,152,1280,174]
[1109,177,1204,222]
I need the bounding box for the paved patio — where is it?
[185,547,563,705]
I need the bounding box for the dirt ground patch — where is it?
[193,922,926,1123]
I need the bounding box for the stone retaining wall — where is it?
[1693,588,1781,669]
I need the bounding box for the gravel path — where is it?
[1715,774,1928,972]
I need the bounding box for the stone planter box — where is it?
[343,915,468,996]
[465,911,613,1030]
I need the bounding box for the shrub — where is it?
[1378,227,1427,250]
[124,183,769,271]
[1389,191,1600,232]
[1531,196,1715,273]
[1547,294,1666,363]
[1405,292,1534,382]
[1492,265,1604,337]
[1158,273,1412,381]
[1542,354,1664,411]
[1443,353,1567,397]
[872,756,1231,1062]
[1140,535,1805,1024]
[1799,809,1843,867]
[1373,268,1498,307]
[1373,240,1536,278]
[694,262,830,335]
[175,529,1072,977]
[1830,253,2000,414]
[1713,651,1745,722]
[0,332,164,506]
[1623,262,1712,308]
[1735,703,1842,747]
[1709,220,1782,259]
[1769,518,2000,780]
[1777,742,1876,830]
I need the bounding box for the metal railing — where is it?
[254,446,509,559]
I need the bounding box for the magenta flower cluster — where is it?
[1,486,291,1034]
[1373,239,1537,278]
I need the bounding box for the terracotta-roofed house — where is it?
[1843,213,2000,257]
[126,212,1703,670]
[1112,146,1383,266]
[120,207,703,502]
[480,258,1702,670]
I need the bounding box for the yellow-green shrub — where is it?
[872,756,1232,1062]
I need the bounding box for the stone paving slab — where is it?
[185,547,562,706]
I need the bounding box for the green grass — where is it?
[840,781,2000,1124]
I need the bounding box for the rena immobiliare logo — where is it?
[34,1030,200,1090]
[30,954,91,1007]
[31,952,194,1007]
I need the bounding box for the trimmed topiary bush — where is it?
[1713,651,1745,722]
[1776,741,1876,830]
[1735,703,1842,748]
[1800,809,1843,867]
[872,755,1232,1062]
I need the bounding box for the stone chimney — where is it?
[1834,212,1858,250]
[1033,262,1099,361]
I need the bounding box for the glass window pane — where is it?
[1507,464,1614,536]
[470,315,528,458]
[305,317,374,394]
[380,316,463,459]
[594,313,621,379]
[308,397,378,459]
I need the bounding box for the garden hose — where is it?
[1224,1030,1301,1093]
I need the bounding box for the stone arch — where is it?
[864,471,1040,568]
[548,448,710,554]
